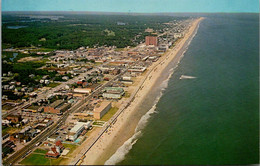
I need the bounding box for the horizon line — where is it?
[2,11,259,14]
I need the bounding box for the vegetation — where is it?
[19,153,50,165]
[63,143,78,157]
[93,121,105,126]
[124,92,131,98]
[20,149,65,165]
[101,107,119,121]
[2,61,56,85]
[33,148,48,154]
[2,126,13,136]
[2,12,186,49]
[46,82,60,88]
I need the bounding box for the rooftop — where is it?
[70,122,90,133]
[49,100,65,108]
[94,101,111,113]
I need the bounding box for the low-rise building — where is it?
[158,44,169,52]
[6,115,22,123]
[2,141,15,158]
[128,66,146,73]
[102,87,125,99]
[45,146,60,158]
[93,101,112,119]
[73,88,92,94]
[44,100,71,115]
[38,118,54,127]
[47,134,62,143]
[66,122,91,141]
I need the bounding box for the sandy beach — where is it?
[72,17,204,165]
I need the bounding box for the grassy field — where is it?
[20,153,51,165]
[2,126,17,136]
[46,82,61,88]
[50,157,64,165]
[63,143,78,157]
[2,104,15,110]
[33,48,56,52]
[27,105,40,110]
[93,121,105,126]
[20,148,65,165]
[93,62,103,66]
[34,148,48,154]
[124,92,131,98]
[100,107,119,121]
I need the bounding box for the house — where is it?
[28,129,38,138]
[9,85,15,90]
[22,119,29,124]
[9,133,19,142]
[43,142,52,147]
[111,69,120,75]
[45,140,64,158]
[38,119,54,127]
[44,80,50,84]
[62,76,69,80]
[55,140,64,151]
[47,134,62,143]
[19,126,32,135]
[2,120,11,125]
[19,135,31,143]
[6,115,22,123]
[45,146,60,158]
[2,141,15,158]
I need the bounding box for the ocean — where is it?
[106,14,259,165]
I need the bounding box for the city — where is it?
[2,13,194,165]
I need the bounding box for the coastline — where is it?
[77,17,204,165]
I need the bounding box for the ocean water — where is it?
[111,14,259,165]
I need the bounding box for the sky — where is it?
[2,0,259,13]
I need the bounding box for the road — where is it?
[2,62,109,119]
[3,63,131,166]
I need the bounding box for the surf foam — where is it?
[105,68,173,165]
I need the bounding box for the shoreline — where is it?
[75,17,204,165]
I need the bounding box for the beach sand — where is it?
[73,17,204,165]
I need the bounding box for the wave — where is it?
[180,75,197,79]
[105,68,174,165]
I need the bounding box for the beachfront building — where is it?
[128,66,147,74]
[102,87,125,99]
[45,141,64,158]
[93,101,112,119]
[158,44,169,52]
[145,36,158,46]
[66,122,91,141]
